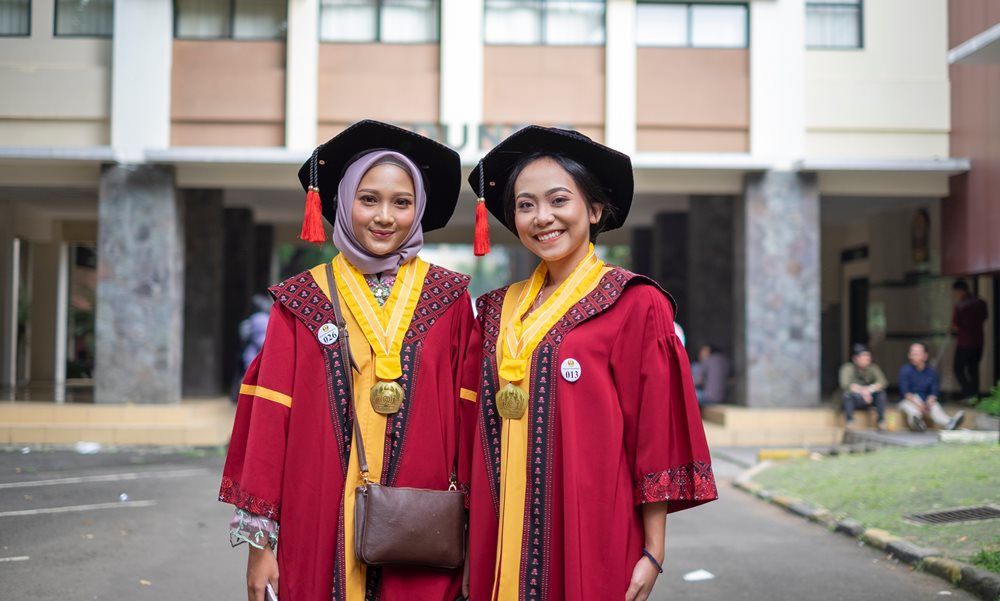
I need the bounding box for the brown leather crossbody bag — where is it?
[325,264,466,570]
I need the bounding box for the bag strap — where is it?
[324,263,373,486]
[323,261,458,491]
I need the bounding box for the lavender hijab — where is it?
[331,150,427,275]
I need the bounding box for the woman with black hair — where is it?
[461,127,718,601]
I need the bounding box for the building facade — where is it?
[0,0,994,408]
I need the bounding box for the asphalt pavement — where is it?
[0,446,980,600]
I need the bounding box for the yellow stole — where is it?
[490,246,608,601]
[332,253,429,381]
[498,244,604,385]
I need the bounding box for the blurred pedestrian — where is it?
[229,295,273,403]
[692,344,730,406]
[838,343,887,431]
[898,342,965,432]
[950,279,988,401]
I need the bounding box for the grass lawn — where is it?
[753,444,1000,572]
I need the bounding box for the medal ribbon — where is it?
[333,254,429,380]
[498,244,604,383]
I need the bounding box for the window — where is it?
[175,0,287,40]
[485,0,605,46]
[806,0,862,49]
[55,0,113,37]
[319,0,439,43]
[636,2,747,48]
[0,0,30,36]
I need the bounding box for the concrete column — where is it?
[29,242,69,398]
[286,0,320,150]
[651,212,687,323]
[95,165,183,404]
[111,0,172,162]
[687,196,734,359]
[507,245,538,282]
[736,171,820,407]
[182,190,224,397]
[749,0,805,167]
[223,208,256,387]
[253,224,276,294]
[605,0,637,154]
[0,200,15,390]
[630,226,653,278]
[440,0,484,158]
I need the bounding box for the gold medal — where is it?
[370,380,404,414]
[496,382,528,420]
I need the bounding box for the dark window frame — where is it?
[805,0,864,50]
[635,1,750,50]
[0,0,31,37]
[484,0,607,47]
[318,0,442,45]
[173,0,288,41]
[53,0,114,38]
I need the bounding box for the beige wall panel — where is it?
[637,48,748,128]
[483,46,604,127]
[317,44,440,126]
[0,120,110,146]
[0,38,111,146]
[806,131,949,159]
[805,0,949,157]
[171,123,285,147]
[171,40,285,146]
[637,127,748,153]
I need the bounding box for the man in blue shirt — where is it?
[898,342,965,432]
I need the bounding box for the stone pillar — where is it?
[0,200,15,390]
[736,171,820,407]
[651,212,687,323]
[182,190,224,397]
[253,224,276,294]
[630,226,653,278]
[687,196,734,359]
[223,208,256,388]
[95,165,183,404]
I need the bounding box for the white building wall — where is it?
[0,0,111,147]
[805,0,951,159]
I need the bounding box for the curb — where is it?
[732,467,1000,601]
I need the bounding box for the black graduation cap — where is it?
[467,126,634,245]
[297,119,462,243]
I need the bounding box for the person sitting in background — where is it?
[898,342,965,432]
[692,344,730,405]
[838,343,887,431]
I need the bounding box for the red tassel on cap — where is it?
[299,186,326,244]
[473,197,491,256]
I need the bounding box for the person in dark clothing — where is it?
[838,343,887,431]
[898,342,965,432]
[950,280,988,401]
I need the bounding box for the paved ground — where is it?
[0,446,979,600]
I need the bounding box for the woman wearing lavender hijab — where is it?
[220,121,478,601]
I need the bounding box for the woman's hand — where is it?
[624,553,661,601]
[247,544,279,601]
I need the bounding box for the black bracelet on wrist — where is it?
[642,548,664,573]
